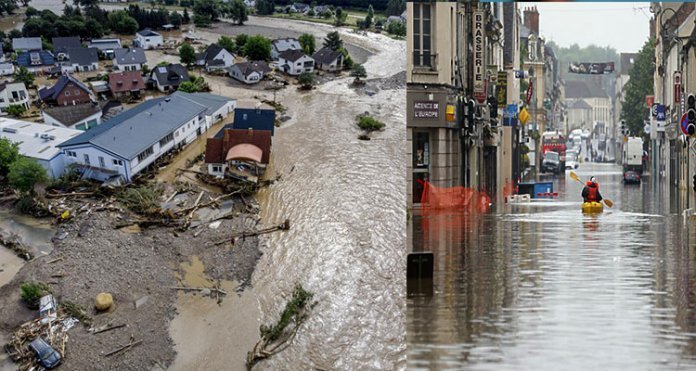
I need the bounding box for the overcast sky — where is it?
[525,2,652,53]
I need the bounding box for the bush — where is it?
[20,281,51,309]
[117,184,163,215]
[357,115,385,132]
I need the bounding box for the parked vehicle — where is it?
[623,170,641,184]
[565,150,579,170]
[38,294,57,325]
[28,337,61,369]
[623,137,643,174]
[541,131,567,169]
[541,151,562,174]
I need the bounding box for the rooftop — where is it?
[58,95,211,160]
[113,48,147,65]
[43,103,102,127]
[108,70,145,93]
[312,46,342,64]
[39,74,91,102]
[52,37,81,53]
[137,28,161,37]
[12,37,42,51]
[66,47,98,66]
[0,118,81,161]
[272,38,302,52]
[279,49,310,62]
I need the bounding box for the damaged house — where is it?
[205,127,272,183]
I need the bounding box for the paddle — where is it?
[569,171,614,208]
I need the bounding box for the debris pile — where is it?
[4,316,78,370]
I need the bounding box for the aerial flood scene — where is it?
[3,0,696,370]
[0,0,405,370]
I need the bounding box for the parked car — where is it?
[39,294,57,325]
[541,151,562,174]
[624,170,641,184]
[565,151,579,170]
[28,337,61,369]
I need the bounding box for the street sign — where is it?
[496,71,507,106]
[519,107,530,125]
[526,79,533,104]
[674,71,682,104]
[681,113,689,135]
[472,10,486,97]
[646,95,654,108]
[656,104,666,121]
[503,104,518,126]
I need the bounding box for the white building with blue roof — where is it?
[57,92,235,182]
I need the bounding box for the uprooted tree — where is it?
[246,284,316,369]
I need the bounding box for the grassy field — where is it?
[269,9,382,27]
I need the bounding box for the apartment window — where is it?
[159,133,174,147]
[113,159,124,166]
[212,165,222,173]
[99,156,105,168]
[137,146,154,162]
[83,154,90,165]
[66,151,77,158]
[65,91,71,96]
[413,3,432,67]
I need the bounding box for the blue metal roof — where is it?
[232,108,276,136]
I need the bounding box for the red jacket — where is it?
[582,182,602,202]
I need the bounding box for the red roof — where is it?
[205,129,271,164]
[108,71,145,94]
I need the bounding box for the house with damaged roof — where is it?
[204,127,271,183]
[57,92,234,182]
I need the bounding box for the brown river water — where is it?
[408,163,696,370]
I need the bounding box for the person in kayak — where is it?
[582,176,603,203]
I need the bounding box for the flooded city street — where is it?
[408,163,696,370]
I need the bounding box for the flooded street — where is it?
[408,163,696,370]
[253,33,406,369]
[0,208,55,288]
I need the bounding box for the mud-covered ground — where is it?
[0,192,261,370]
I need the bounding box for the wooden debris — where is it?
[104,336,142,357]
[93,323,126,335]
[170,286,228,296]
[45,191,95,199]
[47,254,64,264]
[213,219,291,246]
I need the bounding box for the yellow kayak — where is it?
[582,201,604,213]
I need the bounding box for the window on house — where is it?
[137,146,154,162]
[113,159,124,166]
[159,133,174,147]
[83,154,90,165]
[212,165,222,173]
[75,90,80,95]
[413,3,432,67]
[65,91,71,96]
[66,151,77,157]
[99,156,105,168]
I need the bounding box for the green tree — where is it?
[108,10,139,34]
[298,33,315,55]
[334,7,347,26]
[14,66,34,87]
[193,0,220,21]
[8,157,48,195]
[387,20,405,37]
[218,35,235,53]
[6,105,26,118]
[179,43,196,66]
[350,63,366,84]
[298,71,314,89]
[385,0,405,17]
[620,39,655,136]
[235,33,248,54]
[170,12,183,26]
[0,137,19,177]
[178,81,198,93]
[0,0,18,16]
[363,4,373,28]
[24,6,38,18]
[193,13,211,27]
[183,8,191,24]
[228,0,248,25]
[73,0,99,7]
[323,31,342,51]
[243,35,271,61]
[178,76,206,92]
[256,0,274,15]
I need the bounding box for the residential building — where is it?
[271,38,302,60]
[113,48,147,71]
[16,50,55,73]
[88,38,122,59]
[108,70,145,99]
[42,103,102,131]
[278,49,314,75]
[0,118,81,178]
[406,1,465,207]
[171,91,236,128]
[52,37,81,60]
[231,104,276,135]
[0,44,5,62]
[0,63,13,76]
[205,128,272,178]
[312,47,344,72]
[227,61,271,84]
[289,3,309,13]
[38,74,94,106]
[150,63,190,93]
[60,47,99,73]
[134,29,163,49]
[12,37,42,52]
[0,82,30,113]
[57,93,232,182]
[243,0,256,8]
[566,99,593,132]
[195,44,235,72]
[564,80,611,128]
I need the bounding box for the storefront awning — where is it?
[225,143,263,163]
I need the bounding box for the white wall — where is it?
[280,55,314,75]
[213,49,234,67]
[136,34,163,49]
[63,145,129,181]
[114,62,142,71]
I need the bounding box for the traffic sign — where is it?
[681,113,689,135]
[646,95,655,108]
[656,104,666,121]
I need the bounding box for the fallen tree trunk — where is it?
[213,219,290,246]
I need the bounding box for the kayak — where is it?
[582,201,603,213]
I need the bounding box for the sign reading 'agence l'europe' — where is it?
[414,101,439,119]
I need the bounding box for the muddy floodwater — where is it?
[408,163,696,370]
[253,35,406,370]
[0,208,55,288]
